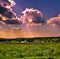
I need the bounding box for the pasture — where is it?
[0,42,60,59]
[0,37,60,59]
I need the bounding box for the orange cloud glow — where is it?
[47,14,60,28]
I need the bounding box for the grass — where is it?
[0,43,60,59]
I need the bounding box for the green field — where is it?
[0,43,60,59]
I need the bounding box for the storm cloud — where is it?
[0,0,21,24]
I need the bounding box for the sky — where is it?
[0,0,60,38]
[14,0,60,19]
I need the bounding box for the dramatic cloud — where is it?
[0,0,45,25]
[0,0,16,8]
[47,14,60,28]
[0,0,21,24]
[21,8,45,24]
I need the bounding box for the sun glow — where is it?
[28,19,33,23]
[2,16,7,20]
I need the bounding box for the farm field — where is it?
[0,42,60,59]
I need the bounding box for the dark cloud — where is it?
[0,5,16,19]
[0,18,2,21]
[0,0,16,19]
[0,0,22,24]
[0,5,7,14]
[3,20,22,24]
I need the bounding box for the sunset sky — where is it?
[0,0,60,38]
